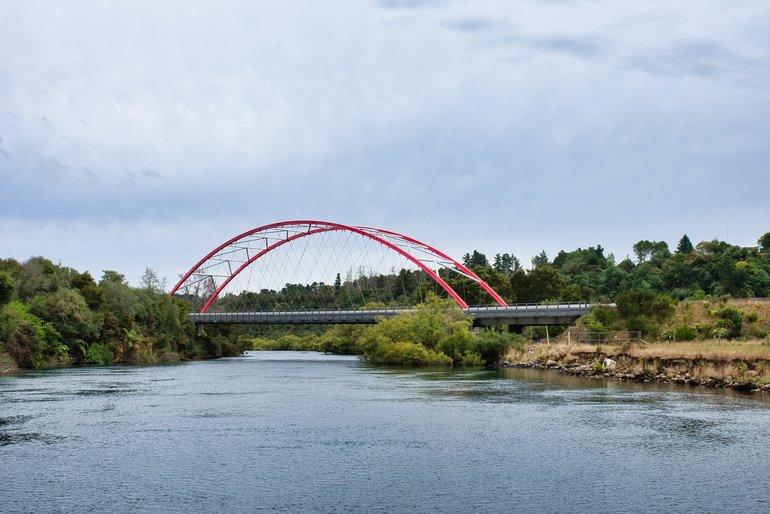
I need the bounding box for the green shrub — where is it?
[626,315,660,339]
[674,325,697,341]
[616,290,675,321]
[436,329,476,365]
[591,306,618,328]
[368,340,452,367]
[85,343,114,365]
[711,327,728,340]
[251,337,276,350]
[473,331,522,365]
[714,306,743,338]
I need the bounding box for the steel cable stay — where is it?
[170,220,508,313]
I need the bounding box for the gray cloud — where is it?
[446,18,500,33]
[141,168,166,180]
[625,39,768,86]
[446,16,606,60]
[40,157,68,181]
[529,34,605,58]
[374,0,446,8]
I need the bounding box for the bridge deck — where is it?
[189,303,598,327]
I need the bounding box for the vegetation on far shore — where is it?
[2,230,770,373]
[0,257,249,372]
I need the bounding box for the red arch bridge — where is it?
[170,220,597,331]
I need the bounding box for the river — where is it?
[2,351,770,513]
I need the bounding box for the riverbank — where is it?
[502,340,770,393]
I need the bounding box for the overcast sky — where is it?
[1,0,768,286]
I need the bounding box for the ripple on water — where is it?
[0,431,67,446]
[0,414,65,446]
[3,352,770,513]
[0,415,33,427]
[74,388,136,396]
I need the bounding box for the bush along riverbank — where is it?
[503,341,770,393]
[248,295,523,367]
[0,257,250,373]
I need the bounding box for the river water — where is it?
[2,351,770,513]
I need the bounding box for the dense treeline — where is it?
[237,232,770,346]
[2,231,768,370]
[470,233,770,304]
[0,257,248,370]
[208,233,770,313]
[211,269,433,313]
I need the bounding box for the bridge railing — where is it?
[194,302,606,316]
[196,308,410,316]
[466,302,596,311]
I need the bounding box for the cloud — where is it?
[445,15,606,61]
[0,0,767,275]
[40,157,68,181]
[446,18,499,33]
[625,38,768,87]
[374,0,447,9]
[528,34,605,58]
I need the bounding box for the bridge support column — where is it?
[196,323,204,337]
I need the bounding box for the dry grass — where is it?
[670,299,770,335]
[674,299,770,322]
[509,340,770,361]
[504,338,770,384]
[504,298,770,386]
[626,340,770,360]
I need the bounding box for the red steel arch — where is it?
[170,220,508,312]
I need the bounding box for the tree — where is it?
[463,250,489,269]
[16,257,66,301]
[759,232,770,252]
[632,240,655,263]
[525,265,563,302]
[493,253,519,275]
[676,234,694,254]
[0,270,14,306]
[101,270,127,285]
[471,266,514,304]
[28,289,99,358]
[531,250,549,269]
[511,265,563,303]
[71,271,106,310]
[140,267,161,293]
[695,239,730,256]
[633,240,670,263]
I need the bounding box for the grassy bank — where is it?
[504,339,770,392]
